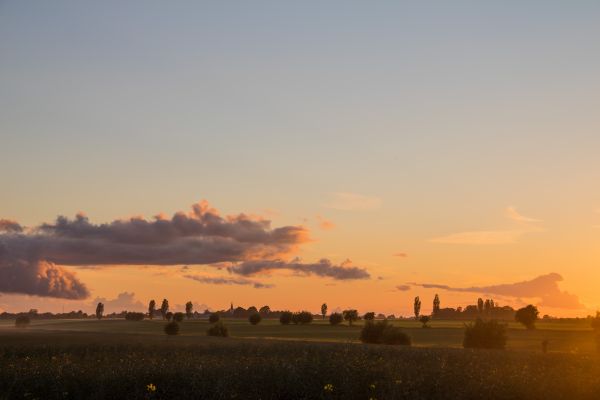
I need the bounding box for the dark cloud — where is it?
[0,219,22,233]
[411,273,583,309]
[396,285,411,291]
[184,274,274,289]
[229,258,370,280]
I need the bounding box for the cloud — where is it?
[411,273,583,309]
[316,215,335,230]
[184,274,274,289]
[430,206,543,245]
[0,219,23,233]
[393,252,408,258]
[396,285,411,291]
[324,192,382,211]
[93,292,145,312]
[229,258,370,280]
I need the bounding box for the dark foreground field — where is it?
[1,328,600,400]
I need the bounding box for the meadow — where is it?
[1,318,599,399]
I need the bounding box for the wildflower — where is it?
[369,383,376,390]
[323,383,334,393]
[147,383,157,392]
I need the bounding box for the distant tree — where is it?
[343,309,359,326]
[477,298,484,314]
[125,312,145,321]
[419,315,430,328]
[387,314,396,320]
[414,296,421,320]
[360,320,411,345]
[95,302,104,320]
[15,315,30,328]
[490,299,495,309]
[247,306,258,314]
[164,321,179,336]
[185,302,193,319]
[259,305,271,316]
[363,312,375,321]
[484,299,491,315]
[166,312,173,322]
[207,321,228,337]
[160,299,169,320]
[249,313,262,325]
[321,303,328,319]
[463,318,507,349]
[329,312,343,325]
[208,313,220,323]
[148,300,156,320]
[515,305,539,330]
[591,312,600,353]
[173,312,184,323]
[433,294,440,317]
[279,311,293,325]
[292,311,313,324]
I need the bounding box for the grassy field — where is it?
[1,318,599,399]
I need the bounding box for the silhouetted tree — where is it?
[259,305,271,316]
[208,313,220,323]
[484,299,491,315]
[419,315,430,328]
[247,306,258,314]
[207,321,228,337]
[173,312,184,322]
[463,318,507,349]
[329,312,343,325]
[148,300,156,320]
[477,298,484,314]
[279,311,293,325]
[160,299,169,320]
[363,312,375,321]
[414,296,421,320]
[433,294,440,317]
[166,312,173,322]
[318,303,326,320]
[164,321,179,336]
[343,309,359,326]
[515,305,539,329]
[292,311,313,324]
[360,320,411,345]
[185,301,193,319]
[125,312,145,321]
[249,313,261,325]
[95,302,104,320]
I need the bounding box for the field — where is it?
[1,318,599,399]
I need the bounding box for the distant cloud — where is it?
[430,206,543,245]
[324,192,382,211]
[184,274,274,289]
[316,215,335,230]
[93,292,145,312]
[0,200,367,299]
[396,285,411,291]
[411,273,583,309]
[393,252,408,258]
[229,258,370,280]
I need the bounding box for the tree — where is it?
[463,318,507,349]
[360,320,411,345]
[185,301,193,319]
[515,305,539,330]
[160,299,169,320]
[321,303,328,319]
[329,312,343,325]
[414,296,421,320]
[148,300,156,320]
[419,315,430,328]
[484,299,491,315]
[433,294,440,317]
[209,313,220,323]
[164,321,179,336]
[249,313,262,325]
[173,312,184,322]
[259,305,271,316]
[95,302,104,320]
[477,298,484,314]
[343,309,359,326]
[363,312,375,321]
[166,312,173,322]
[247,306,258,315]
[125,312,145,321]
[292,311,313,324]
[279,311,293,325]
[207,321,228,337]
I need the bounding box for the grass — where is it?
[0,319,598,399]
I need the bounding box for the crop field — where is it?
[1,319,599,399]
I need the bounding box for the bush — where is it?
[515,305,539,330]
[207,321,229,337]
[363,312,375,321]
[419,315,430,328]
[164,321,180,336]
[208,313,220,323]
[166,312,174,322]
[124,312,145,321]
[329,312,343,325]
[249,313,262,325]
[279,311,293,325]
[343,309,359,326]
[360,320,411,346]
[173,312,184,323]
[463,318,507,349]
[292,311,313,324]
[15,315,30,328]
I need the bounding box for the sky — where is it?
[1,1,599,317]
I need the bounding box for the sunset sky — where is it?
[1,2,599,317]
